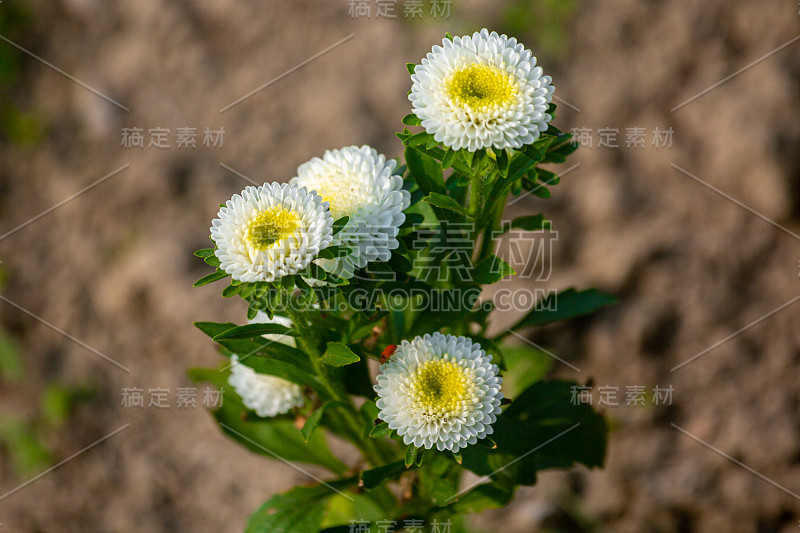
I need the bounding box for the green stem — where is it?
[477,193,507,262]
[468,172,484,220]
[284,296,395,467]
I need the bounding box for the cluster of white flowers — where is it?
[212,146,408,284]
[212,29,546,450]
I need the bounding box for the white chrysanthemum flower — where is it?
[375,332,503,452]
[409,28,555,152]
[290,145,410,280]
[211,183,333,283]
[228,355,304,417]
[250,311,296,348]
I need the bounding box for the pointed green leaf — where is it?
[332,216,349,235]
[402,113,422,126]
[405,145,445,196]
[422,193,467,215]
[213,323,297,341]
[495,149,510,177]
[369,421,392,438]
[446,482,514,514]
[222,283,243,298]
[318,246,352,260]
[441,148,456,169]
[245,481,356,533]
[301,401,345,442]
[322,342,361,367]
[501,214,551,234]
[472,254,516,284]
[405,445,418,468]
[507,288,617,332]
[360,460,407,489]
[190,370,346,474]
[193,270,229,287]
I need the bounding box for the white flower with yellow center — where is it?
[211,183,333,283]
[228,355,304,418]
[290,146,410,280]
[409,29,555,152]
[375,333,503,452]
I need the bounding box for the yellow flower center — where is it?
[245,207,299,251]
[412,358,471,414]
[447,63,516,110]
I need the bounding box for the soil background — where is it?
[1,1,800,532]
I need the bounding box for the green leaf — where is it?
[387,251,412,273]
[406,63,416,75]
[359,460,407,489]
[332,216,349,235]
[422,193,467,215]
[193,270,228,287]
[402,113,422,126]
[521,175,551,198]
[190,370,347,473]
[194,248,215,258]
[460,381,606,486]
[0,331,23,383]
[462,149,474,169]
[405,131,435,147]
[501,214,551,234]
[317,246,352,260]
[503,380,607,470]
[222,283,242,298]
[281,275,296,291]
[245,481,355,533]
[301,401,345,442]
[508,288,617,332]
[536,168,560,186]
[213,323,296,341]
[304,262,328,281]
[321,342,361,367]
[204,254,221,267]
[507,152,537,182]
[496,149,509,177]
[420,474,458,507]
[368,421,392,438]
[446,482,514,514]
[472,254,516,284]
[0,415,51,477]
[501,344,554,398]
[442,147,456,169]
[405,445,418,468]
[241,356,325,393]
[194,321,238,338]
[405,145,445,196]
